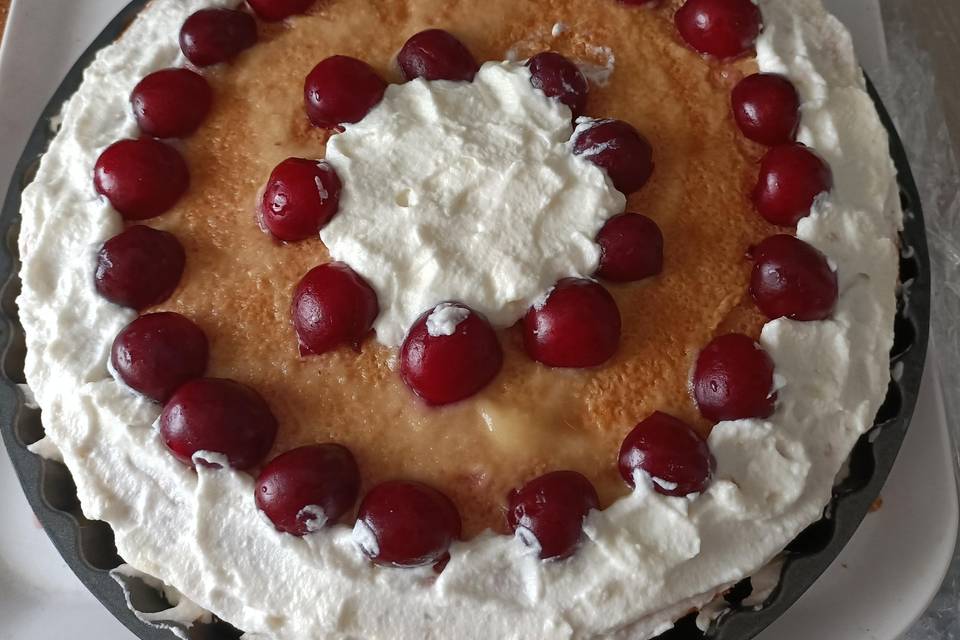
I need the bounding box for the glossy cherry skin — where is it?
[618,412,715,496]
[526,52,589,117]
[749,234,838,321]
[131,68,212,139]
[355,480,462,568]
[693,333,776,422]
[400,303,503,406]
[596,213,664,282]
[571,120,654,195]
[95,225,186,309]
[94,138,189,220]
[674,0,763,59]
[753,143,833,227]
[260,158,342,241]
[247,0,314,22]
[507,471,599,560]
[255,444,361,535]
[304,56,387,128]
[731,73,801,146]
[111,312,209,403]
[397,29,479,82]
[160,378,278,470]
[292,262,379,355]
[523,278,621,368]
[179,9,258,67]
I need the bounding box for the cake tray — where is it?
[0,2,932,638]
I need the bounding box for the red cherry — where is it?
[304,56,387,128]
[255,444,360,536]
[397,29,479,82]
[753,144,833,227]
[400,303,503,406]
[260,158,342,241]
[179,9,258,68]
[571,119,654,195]
[95,225,185,310]
[749,234,838,321]
[596,213,664,282]
[111,312,208,402]
[507,471,599,560]
[523,278,621,368]
[526,52,589,117]
[292,262,379,355]
[355,480,462,568]
[731,73,801,146]
[674,0,763,59]
[618,412,715,496]
[160,378,277,470]
[246,0,314,22]
[94,138,189,220]
[130,68,212,139]
[693,333,776,422]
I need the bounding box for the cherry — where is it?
[160,378,277,470]
[255,444,360,536]
[95,225,185,310]
[523,278,621,368]
[355,480,462,568]
[260,158,342,241]
[507,471,599,560]
[731,73,801,146]
[179,9,258,68]
[130,68,212,139]
[400,303,503,406]
[247,0,314,22]
[674,0,763,59]
[397,29,479,82]
[693,333,775,422]
[596,213,664,282]
[93,138,189,220]
[749,234,838,321]
[111,312,208,402]
[753,144,833,227]
[304,56,387,128]
[292,262,379,355]
[618,411,715,496]
[571,119,654,195]
[526,52,589,117]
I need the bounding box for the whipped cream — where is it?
[322,61,625,346]
[111,564,212,640]
[426,303,470,337]
[16,1,900,639]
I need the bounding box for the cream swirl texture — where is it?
[322,61,625,347]
[16,0,899,639]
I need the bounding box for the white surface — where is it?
[0,1,953,640]
[321,60,624,347]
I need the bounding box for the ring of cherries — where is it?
[91,0,837,569]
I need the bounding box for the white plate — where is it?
[0,2,953,639]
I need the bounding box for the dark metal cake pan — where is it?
[0,2,932,638]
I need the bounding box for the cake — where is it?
[16,0,902,638]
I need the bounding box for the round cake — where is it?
[16,0,902,638]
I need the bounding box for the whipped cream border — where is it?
[15,1,900,639]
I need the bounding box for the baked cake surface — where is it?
[145,0,774,537]
[16,0,901,638]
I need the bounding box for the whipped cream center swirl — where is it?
[322,61,625,347]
